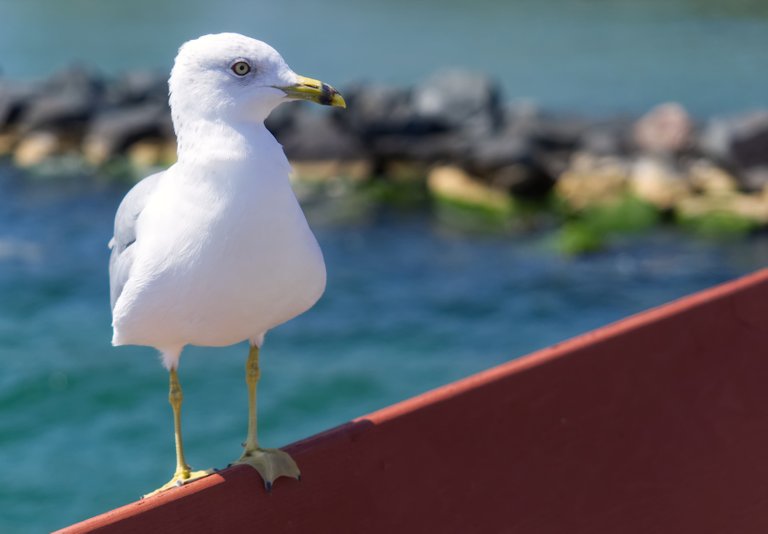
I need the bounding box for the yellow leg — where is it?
[233,344,300,490]
[144,368,212,498]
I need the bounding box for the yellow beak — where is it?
[275,75,346,108]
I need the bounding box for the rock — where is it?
[555,153,630,210]
[82,102,173,165]
[265,102,301,138]
[337,83,423,137]
[677,193,768,226]
[500,104,574,176]
[579,118,634,156]
[464,130,532,173]
[291,160,372,182]
[14,66,105,133]
[699,110,768,170]
[533,149,572,183]
[0,132,16,155]
[370,131,469,165]
[0,80,43,129]
[742,167,768,192]
[126,140,162,168]
[13,131,61,167]
[496,108,581,179]
[532,113,593,151]
[687,160,738,195]
[718,194,768,223]
[278,110,366,162]
[17,91,95,134]
[462,130,553,196]
[629,157,691,210]
[127,139,176,169]
[412,69,502,135]
[104,70,168,107]
[44,65,104,96]
[633,103,693,154]
[487,163,553,197]
[427,165,512,214]
[379,160,430,182]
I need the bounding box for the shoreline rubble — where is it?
[2,65,768,248]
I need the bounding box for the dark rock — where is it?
[534,149,572,180]
[277,110,365,161]
[699,111,768,170]
[44,65,104,97]
[501,105,595,152]
[14,66,105,134]
[464,131,533,174]
[578,117,634,156]
[104,70,168,107]
[336,83,430,137]
[487,164,553,197]
[369,132,470,165]
[741,167,768,192]
[503,100,540,125]
[412,69,502,135]
[83,102,173,164]
[498,106,583,180]
[17,91,95,134]
[463,130,553,197]
[0,80,43,128]
[529,113,592,151]
[265,101,302,138]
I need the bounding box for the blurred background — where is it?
[1,0,767,531]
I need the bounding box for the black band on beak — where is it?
[320,83,338,106]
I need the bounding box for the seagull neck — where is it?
[175,118,279,164]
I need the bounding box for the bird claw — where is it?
[142,468,213,498]
[232,447,300,491]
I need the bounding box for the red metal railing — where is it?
[58,269,768,533]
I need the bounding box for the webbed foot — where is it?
[233,448,300,490]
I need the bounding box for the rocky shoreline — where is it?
[2,66,767,250]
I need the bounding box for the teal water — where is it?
[0,0,767,115]
[1,162,768,531]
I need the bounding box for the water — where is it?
[0,2,767,529]
[0,161,767,531]
[0,0,767,116]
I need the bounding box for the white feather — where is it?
[110,33,326,370]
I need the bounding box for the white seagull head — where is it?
[169,32,345,126]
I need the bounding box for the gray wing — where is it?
[108,171,164,310]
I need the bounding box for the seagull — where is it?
[108,33,346,497]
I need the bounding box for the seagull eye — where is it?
[231,61,251,76]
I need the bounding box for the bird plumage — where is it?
[107,32,345,495]
[109,34,327,369]
[108,170,163,310]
